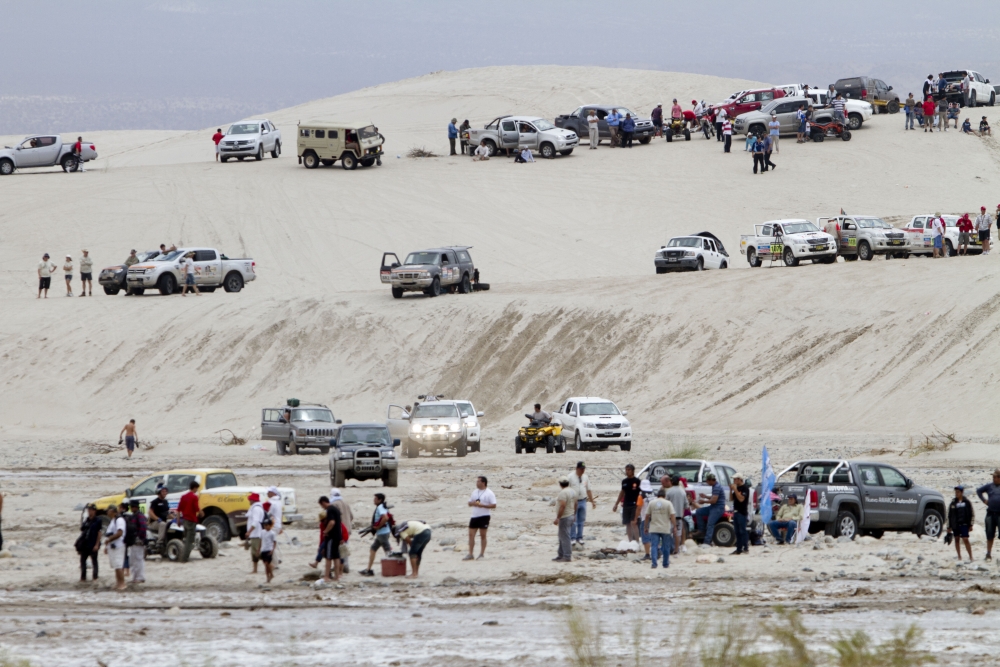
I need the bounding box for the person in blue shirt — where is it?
[606,109,621,147]
[447,118,458,155]
[796,105,807,143]
[751,136,767,174]
[359,493,393,576]
[693,473,727,546]
[621,114,636,148]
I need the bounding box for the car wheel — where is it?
[540,143,555,159]
[303,152,319,169]
[917,508,944,538]
[456,439,467,457]
[655,266,667,274]
[991,92,996,107]
[103,285,120,295]
[425,276,441,297]
[858,241,873,261]
[271,141,280,159]
[695,257,704,271]
[199,534,219,559]
[333,468,346,487]
[202,516,229,543]
[223,272,244,293]
[864,529,884,539]
[970,91,978,107]
[712,522,736,548]
[221,156,229,162]
[783,247,799,267]
[483,140,497,156]
[391,287,403,299]
[459,273,471,294]
[748,248,761,267]
[289,440,298,455]
[720,261,728,269]
[255,146,263,161]
[237,156,245,161]
[0,159,15,175]
[545,436,554,454]
[515,437,522,454]
[157,273,177,295]
[319,446,330,455]
[164,539,185,562]
[887,99,900,114]
[620,441,631,452]
[556,437,566,453]
[848,113,862,130]
[834,510,858,539]
[127,287,145,295]
[61,155,79,173]
[341,153,357,170]
[384,469,398,487]
[575,432,583,451]
[945,240,957,257]
[822,254,837,264]
[276,441,288,456]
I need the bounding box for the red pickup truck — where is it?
[715,88,787,119]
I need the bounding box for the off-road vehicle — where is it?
[655,232,728,272]
[219,119,281,162]
[818,215,908,260]
[261,400,342,455]
[833,77,900,114]
[664,117,691,142]
[466,115,578,158]
[387,398,469,458]
[98,250,160,295]
[554,106,656,145]
[297,120,384,170]
[328,423,400,488]
[551,397,632,452]
[515,414,565,454]
[383,247,487,298]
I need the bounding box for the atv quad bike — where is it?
[515,415,565,454]
[807,119,852,142]
[664,118,691,142]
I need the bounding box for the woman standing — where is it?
[63,255,74,297]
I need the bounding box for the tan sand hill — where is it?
[1,66,999,442]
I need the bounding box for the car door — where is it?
[439,250,456,286]
[909,217,930,250]
[14,137,45,166]
[561,401,577,437]
[386,405,410,442]
[856,464,892,528]
[877,465,919,527]
[498,119,518,150]
[702,238,720,268]
[840,218,859,254]
[517,121,538,149]
[381,252,400,283]
[757,224,777,260]
[193,249,219,285]
[776,101,800,132]
[261,409,285,440]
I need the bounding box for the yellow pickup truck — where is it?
[89,468,301,542]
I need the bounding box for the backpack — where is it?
[124,514,138,547]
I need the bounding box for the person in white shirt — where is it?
[103,505,127,591]
[465,476,496,561]
[37,252,56,298]
[587,109,600,149]
[976,206,993,255]
[259,517,276,583]
[180,251,200,296]
[931,214,946,259]
[266,487,283,535]
[514,147,534,163]
[245,492,265,574]
[567,461,596,546]
[62,255,74,297]
[472,140,491,161]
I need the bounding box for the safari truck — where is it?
[382,246,486,298]
[739,219,838,267]
[261,400,342,455]
[87,468,301,543]
[0,135,97,175]
[297,120,384,170]
[771,460,945,540]
[818,215,909,261]
[466,115,578,158]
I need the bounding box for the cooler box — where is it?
[381,556,407,577]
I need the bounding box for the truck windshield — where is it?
[412,404,460,418]
[228,123,260,134]
[533,119,556,131]
[291,409,334,422]
[339,427,391,446]
[579,402,620,416]
[160,251,185,262]
[667,238,702,248]
[645,461,702,483]
[358,125,379,140]
[855,218,882,229]
[781,222,820,234]
[614,109,636,118]
[404,252,440,265]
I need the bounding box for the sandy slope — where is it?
[2,65,1000,443]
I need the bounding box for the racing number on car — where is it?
[847,238,857,247]
[770,243,784,255]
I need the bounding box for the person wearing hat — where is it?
[447,118,458,155]
[245,492,266,573]
[730,473,751,555]
[37,252,56,298]
[127,498,148,584]
[124,249,140,268]
[553,477,576,562]
[957,213,974,255]
[177,480,202,562]
[77,504,102,581]
[147,483,171,545]
[180,250,200,296]
[613,464,642,544]
[694,473,727,545]
[103,504,128,590]
[976,469,1000,561]
[568,461,596,547]
[947,485,974,561]
[768,112,781,153]
[975,206,992,255]
[767,493,803,545]
[930,213,946,258]
[394,519,431,578]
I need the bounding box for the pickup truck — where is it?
[771,459,945,540]
[219,119,282,162]
[467,115,578,159]
[715,88,788,120]
[125,247,256,295]
[0,135,97,175]
[733,95,872,136]
[261,401,342,455]
[88,468,302,542]
[654,232,729,272]
[900,214,982,257]
[387,399,470,458]
[551,396,631,452]
[940,70,995,107]
[555,105,656,145]
[329,422,400,487]
[98,250,160,295]
[383,246,481,298]
[739,219,838,267]
[818,215,909,261]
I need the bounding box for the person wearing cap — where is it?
[395,519,431,578]
[245,492,266,573]
[103,504,127,590]
[694,473,727,546]
[77,504,102,581]
[975,206,992,255]
[124,249,140,268]
[568,461,596,547]
[127,498,147,584]
[647,488,676,569]
[180,250,200,296]
[768,112,781,153]
[147,483,171,544]
[177,480,202,562]
[930,213,946,258]
[466,476,496,561]
[957,213,974,255]
[730,473,751,555]
[554,477,575,562]
[613,464,642,544]
[266,486,283,536]
[651,104,663,138]
[948,485,974,561]
[79,249,93,296]
[767,494,803,545]
[37,252,56,298]
[976,470,1000,561]
[447,118,458,155]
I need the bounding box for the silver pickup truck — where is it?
[125,247,256,295]
[0,135,97,174]
[262,402,342,455]
[818,215,908,261]
[382,247,484,298]
[467,115,578,158]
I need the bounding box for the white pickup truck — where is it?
[739,219,838,267]
[0,135,97,175]
[899,214,983,257]
[219,119,282,162]
[467,115,578,158]
[125,247,256,295]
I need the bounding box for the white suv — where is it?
[455,400,484,452]
[219,119,282,162]
[552,397,631,452]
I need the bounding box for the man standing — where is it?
[466,476,496,560]
[448,118,458,156]
[359,493,391,576]
[321,497,343,582]
[730,473,750,555]
[181,251,200,296]
[245,492,265,574]
[458,120,471,154]
[937,96,949,132]
[931,213,945,258]
[767,494,803,545]
[79,249,93,297]
[0,486,4,552]
[695,473,727,546]
[620,113,635,148]
[606,108,621,147]
[118,419,138,459]
[832,93,847,126]
[922,96,936,132]
[922,74,933,100]
[613,464,642,543]
[212,128,224,161]
[663,476,688,553]
[721,117,732,153]
[647,489,676,569]
[73,136,86,172]
[957,214,974,255]
[553,477,575,562]
[178,480,202,563]
[976,206,992,255]
[266,487,283,537]
[670,98,683,124]
[762,134,776,172]
[904,93,916,130]
[126,499,147,584]
[103,505,127,590]
[587,109,600,149]
[751,135,766,174]
[568,461,596,547]
[147,483,170,545]
[714,107,726,143]
[651,104,663,138]
[37,252,56,298]
[948,485,974,562]
[768,113,780,153]
[796,105,807,143]
[977,471,1000,561]
[78,504,102,581]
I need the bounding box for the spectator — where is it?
[177,480,202,563]
[694,473,727,546]
[963,118,976,134]
[914,99,925,129]
[651,104,663,138]
[762,134,776,172]
[77,504,102,581]
[73,137,86,172]
[767,494,803,545]
[730,473,750,555]
[124,249,140,268]
[319,496,343,582]
[472,140,491,161]
[621,113,635,148]
[103,505,127,591]
[721,118,732,153]
[751,135,766,174]
[613,464,642,543]
[79,249,93,297]
[245,492,265,574]
[937,73,947,100]
[796,105,807,143]
[981,116,992,136]
[832,93,847,126]
[948,485,974,562]
[459,120,471,154]
[212,128,223,162]
[447,118,458,155]
[359,493,391,576]
[118,501,132,578]
[118,419,138,459]
[714,107,726,143]
[964,73,975,106]
[638,480,653,560]
[466,476,496,561]
[744,128,756,152]
[976,470,1000,562]
[976,207,992,255]
[514,147,534,163]
[904,93,916,130]
[663,475,688,554]
[126,498,147,584]
[267,486,283,538]
[553,477,575,562]
[670,99,683,122]
[647,489,676,569]
[606,108,621,147]
[259,517,276,583]
[931,213,946,258]
[922,97,936,132]
[957,214,974,255]
[147,484,170,545]
[922,74,933,100]
[768,113,781,153]
[948,103,960,129]
[395,520,431,578]
[937,97,949,132]
[568,461,596,547]
[61,255,74,297]
[181,251,200,296]
[587,109,600,148]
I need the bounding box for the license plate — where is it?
[813,245,827,251]
[889,240,903,245]
[380,272,390,283]
[666,258,678,262]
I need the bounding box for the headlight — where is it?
[449,423,461,432]
[338,450,351,459]
[583,422,596,429]
[621,420,630,428]
[383,450,395,458]
[684,250,696,257]
[410,425,421,433]
[419,271,430,278]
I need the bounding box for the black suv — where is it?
[555,105,656,145]
[834,77,900,114]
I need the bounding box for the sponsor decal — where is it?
[769,243,784,255]
[819,491,829,510]
[825,485,856,494]
[867,496,918,504]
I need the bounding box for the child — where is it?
[980,116,991,136]
[947,485,974,562]
[914,101,925,129]
[259,517,276,582]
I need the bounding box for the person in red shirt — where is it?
[72,136,86,173]
[957,213,974,255]
[177,480,202,562]
[212,128,224,162]
[922,97,936,132]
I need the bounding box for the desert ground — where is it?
[3,66,1000,666]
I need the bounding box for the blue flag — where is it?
[759,446,776,524]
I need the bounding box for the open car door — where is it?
[380,252,400,283]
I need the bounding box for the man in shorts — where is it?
[359,493,392,576]
[465,476,496,561]
[957,214,974,255]
[321,497,343,582]
[37,252,56,298]
[613,464,642,543]
[181,251,200,296]
[931,213,945,258]
[103,504,127,591]
[79,249,93,296]
[976,470,1000,561]
[118,419,138,459]
[976,206,992,255]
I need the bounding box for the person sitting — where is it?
[472,140,491,161]
[948,103,960,128]
[767,494,804,545]
[980,116,991,136]
[529,403,550,423]
[963,118,976,135]
[514,147,534,163]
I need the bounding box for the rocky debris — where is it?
[0,550,12,559]
[438,537,456,546]
[165,607,181,616]
[696,554,722,564]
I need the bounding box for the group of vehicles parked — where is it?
[97,247,256,295]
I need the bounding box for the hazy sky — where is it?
[3,0,1000,132]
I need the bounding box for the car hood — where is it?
[787,231,835,241]
[100,264,126,272]
[393,264,437,271]
[578,414,626,421]
[223,134,259,142]
[409,417,461,425]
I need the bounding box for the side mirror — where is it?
[392,438,400,447]
[887,86,893,91]
[279,418,287,424]
[329,438,336,447]
[905,478,913,490]
[335,419,342,425]
[125,488,132,497]
[476,411,484,418]
[622,410,628,416]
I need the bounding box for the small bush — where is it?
[407,147,437,158]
